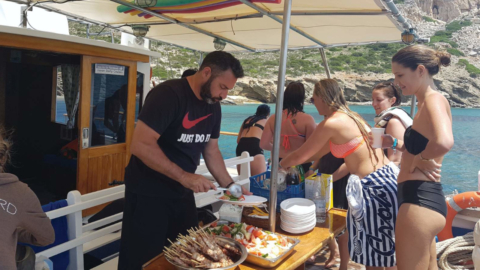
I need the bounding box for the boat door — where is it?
[78,56,137,214]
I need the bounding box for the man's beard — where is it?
[200,77,222,104]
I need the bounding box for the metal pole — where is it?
[198,52,204,68]
[269,0,293,233]
[319,48,331,79]
[86,24,90,39]
[410,95,416,116]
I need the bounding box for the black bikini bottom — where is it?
[236,137,264,157]
[397,180,447,218]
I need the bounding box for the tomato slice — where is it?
[210,221,217,227]
[230,223,235,228]
[225,233,232,238]
[239,195,245,201]
[252,229,262,238]
[246,225,254,231]
[226,190,231,196]
[222,225,230,233]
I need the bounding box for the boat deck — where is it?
[306,247,365,270]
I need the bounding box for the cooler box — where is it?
[249,171,305,211]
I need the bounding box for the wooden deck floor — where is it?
[306,246,365,270]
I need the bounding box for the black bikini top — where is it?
[242,119,265,130]
[404,126,429,155]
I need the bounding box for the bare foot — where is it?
[324,251,339,268]
[306,254,317,264]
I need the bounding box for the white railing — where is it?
[36,152,253,270]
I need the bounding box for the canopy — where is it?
[25,0,404,52]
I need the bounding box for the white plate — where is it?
[281,209,315,218]
[216,194,267,206]
[280,198,315,215]
[281,215,315,225]
[281,223,316,234]
[281,219,317,230]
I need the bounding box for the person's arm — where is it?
[384,118,406,165]
[260,115,274,151]
[17,188,55,246]
[280,119,333,169]
[410,94,453,181]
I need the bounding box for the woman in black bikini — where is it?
[379,45,453,270]
[236,104,270,176]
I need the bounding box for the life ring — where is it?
[438,191,480,241]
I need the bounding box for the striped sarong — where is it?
[347,163,399,267]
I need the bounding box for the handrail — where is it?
[220,131,238,136]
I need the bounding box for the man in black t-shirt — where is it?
[118,51,250,270]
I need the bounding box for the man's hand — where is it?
[181,173,217,193]
[242,186,253,195]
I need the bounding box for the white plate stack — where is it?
[280,198,317,234]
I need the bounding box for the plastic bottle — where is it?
[313,191,326,223]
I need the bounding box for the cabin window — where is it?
[90,63,130,147]
[51,66,68,125]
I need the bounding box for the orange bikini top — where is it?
[329,136,365,158]
[328,110,367,158]
[281,111,306,150]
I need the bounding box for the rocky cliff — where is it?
[413,0,480,22]
[231,63,480,108]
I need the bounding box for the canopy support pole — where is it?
[110,0,256,52]
[198,52,204,68]
[269,0,293,233]
[410,95,416,116]
[319,48,331,79]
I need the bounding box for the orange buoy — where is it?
[438,191,480,241]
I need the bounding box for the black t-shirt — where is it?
[125,78,221,197]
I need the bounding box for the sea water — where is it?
[217,104,480,194]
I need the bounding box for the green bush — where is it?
[458,59,469,66]
[446,20,472,32]
[351,52,363,57]
[152,66,168,79]
[423,16,436,23]
[466,63,480,78]
[447,48,464,56]
[457,59,480,77]
[448,41,459,48]
[328,47,342,52]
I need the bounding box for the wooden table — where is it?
[143,209,347,270]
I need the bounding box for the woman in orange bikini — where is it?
[280,79,398,270]
[260,82,316,172]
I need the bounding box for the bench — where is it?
[37,152,253,270]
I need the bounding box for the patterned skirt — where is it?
[347,163,399,267]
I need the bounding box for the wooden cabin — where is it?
[0,25,160,214]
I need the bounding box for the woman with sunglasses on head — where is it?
[280,79,398,270]
[260,81,316,173]
[378,45,453,270]
[371,82,412,166]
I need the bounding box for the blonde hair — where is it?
[314,79,380,169]
[0,128,11,173]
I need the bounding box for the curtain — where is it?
[61,64,80,129]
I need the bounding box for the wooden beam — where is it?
[0,33,149,63]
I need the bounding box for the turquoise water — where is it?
[218,104,480,194]
[57,99,479,194]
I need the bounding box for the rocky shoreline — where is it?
[227,69,480,108]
